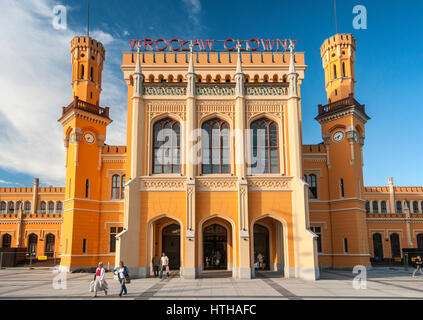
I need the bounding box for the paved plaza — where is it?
[0,267,423,300]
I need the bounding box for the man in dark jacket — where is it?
[412,256,423,278]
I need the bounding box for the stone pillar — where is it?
[388,177,395,213]
[184,47,197,278]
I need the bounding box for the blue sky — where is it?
[0,0,422,187]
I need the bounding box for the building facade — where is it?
[1,33,422,279]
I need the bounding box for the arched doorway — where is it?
[390,233,401,258]
[162,224,180,270]
[2,234,11,248]
[203,224,227,270]
[44,234,55,257]
[253,224,270,270]
[372,233,383,261]
[28,233,38,256]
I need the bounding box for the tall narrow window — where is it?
[250,118,279,174]
[421,201,423,213]
[153,118,181,174]
[340,178,345,198]
[8,202,14,214]
[342,62,346,77]
[110,226,124,253]
[343,238,348,253]
[90,67,94,81]
[365,201,370,213]
[48,201,54,214]
[121,175,126,199]
[372,201,379,213]
[56,201,63,213]
[396,201,402,213]
[40,201,46,214]
[333,64,337,79]
[0,201,6,213]
[308,174,317,199]
[311,226,322,253]
[111,175,120,199]
[85,179,90,199]
[202,118,230,174]
[381,201,387,213]
[82,238,87,253]
[24,201,31,214]
[413,201,419,213]
[81,65,85,79]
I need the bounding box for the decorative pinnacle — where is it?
[135,41,142,74]
[236,41,243,74]
[288,40,296,75]
[188,40,195,74]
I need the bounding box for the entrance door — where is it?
[203,224,227,270]
[28,234,38,256]
[390,233,401,258]
[372,233,383,260]
[162,224,180,270]
[254,224,270,270]
[44,234,55,257]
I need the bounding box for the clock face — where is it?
[84,132,95,144]
[333,131,344,142]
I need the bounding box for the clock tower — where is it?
[58,36,112,270]
[315,34,371,268]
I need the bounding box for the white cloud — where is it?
[182,0,202,29]
[0,0,127,186]
[90,30,114,45]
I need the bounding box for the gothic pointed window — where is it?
[413,201,419,213]
[153,118,181,174]
[381,201,387,213]
[56,201,63,213]
[201,118,230,174]
[40,201,46,214]
[48,201,54,214]
[372,201,379,213]
[24,201,31,214]
[250,118,279,174]
[0,201,6,213]
[8,202,14,214]
[111,175,120,199]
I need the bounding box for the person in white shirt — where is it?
[160,252,170,279]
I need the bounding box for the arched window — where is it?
[28,233,38,256]
[8,202,14,214]
[44,234,55,257]
[0,201,6,213]
[81,65,85,79]
[24,201,31,214]
[111,175,121,199]
[254,75,260,83]
[333,64,337,79]
[121,175,126,199]
[413,201,419,213]
[250,118,279,174]
[263,74,269,83]
[85,179,90,198]
[365,201,370,213]
[2,234,11,248]
[202,118,230,174]
[272,74,279,82]
[40,201,46,214]
[56,201,63,213]
[373,233,383,260]
[153,118,181,174]
[381,201,387,213]
[396,201,402,213]
[417,234,423,249]
[308,174,317,199]
[390,233,401,258]
[48,201,54,214]
[372,201,379,213]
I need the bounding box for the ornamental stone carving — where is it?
[196,85,235,96]
[196,177,238,191]
[139,177,186,191]
[247,177,292,191]
[246,86,287,96]
[143,86,186,96]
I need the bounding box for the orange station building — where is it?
[1,33,422,280]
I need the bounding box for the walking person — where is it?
[412,255,423,278]
[113,261,129,297]
[93,262,108,297]
[152,254,160,277]
[159,252,170,279]
[257,252,264,270]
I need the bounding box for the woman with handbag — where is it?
[93,262,108,297]
[113,261,130,296]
